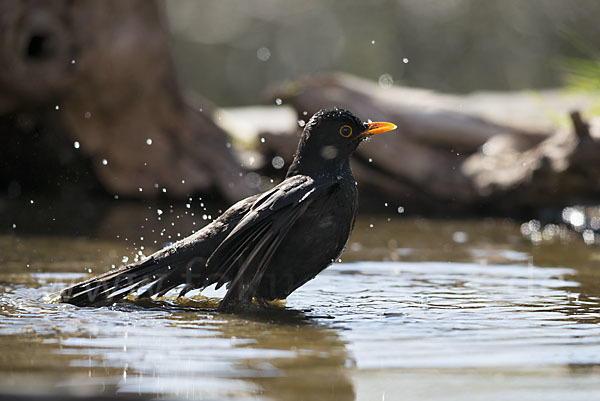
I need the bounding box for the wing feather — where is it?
[205,175,334,311]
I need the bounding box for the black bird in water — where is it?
[61,109,397,312]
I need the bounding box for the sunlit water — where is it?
[1,217,600,400]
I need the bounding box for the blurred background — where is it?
[1,0,600,229]
[166,0,600,105]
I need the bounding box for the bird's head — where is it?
[287,108,397,177]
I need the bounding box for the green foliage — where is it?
[563,57,600,92]
[559,56,600,118]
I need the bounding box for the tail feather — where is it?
[60,258,171,306]
[60,193,258,308]
[136,265,187,299]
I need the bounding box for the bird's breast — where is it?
[317,215,337,230]
[304,181,357,236]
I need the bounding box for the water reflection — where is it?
[0,273,354,400]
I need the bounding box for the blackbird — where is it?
[60,108,397,312]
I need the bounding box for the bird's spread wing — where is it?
[205,175,335,311]
[60,194,259,306]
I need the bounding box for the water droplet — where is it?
[298,120,306,127]
[384,202,388,207]
[272,156,285,169]
[225,142,231,149]
[321,146,338,160]
[249,156,255,165]
[102,159,108,165]
[569,209,585,227]
[12,224,16,229]
[186,203,191,209]
[138,187,143,192]
[87,268,92,273]
[275,98,282,106]
[350,242,363,252]
[146,138,153,145]
[244,172,261,188]
[369,223,374,228]
[397,206,404,214]
[260,137,266,143]
[30,199,34,204]
[378,74,394,89]
[583,229,596,245]
[73,141,80,149]
[181,179,185,184]
[55,105,60,110]
[371,40,376,44]
[452,231,468,243]
[84,111,91,119]
[368,158,373,163]
[122,256,129,263]
[303,111,308,116]
[162,188,167,193]
[403,58,409,64]
[256,47,271,61]
[71,59,76,64]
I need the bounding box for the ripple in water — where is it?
[0,261,599,400]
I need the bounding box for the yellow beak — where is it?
[363,121,398,136]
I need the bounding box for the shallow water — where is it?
[1,215,600,400]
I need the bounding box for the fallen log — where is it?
[257,73,600,214]
[463,111,600,210]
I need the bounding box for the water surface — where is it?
[1,215,600,400]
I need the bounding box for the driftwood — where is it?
[257,73,600,214]
[0,0,251,202]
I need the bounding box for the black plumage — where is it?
[60,108,397,312]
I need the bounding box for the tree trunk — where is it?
[0,0,252,202]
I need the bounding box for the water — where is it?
[1,215,600,400]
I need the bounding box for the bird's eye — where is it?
[339,125,352,137]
